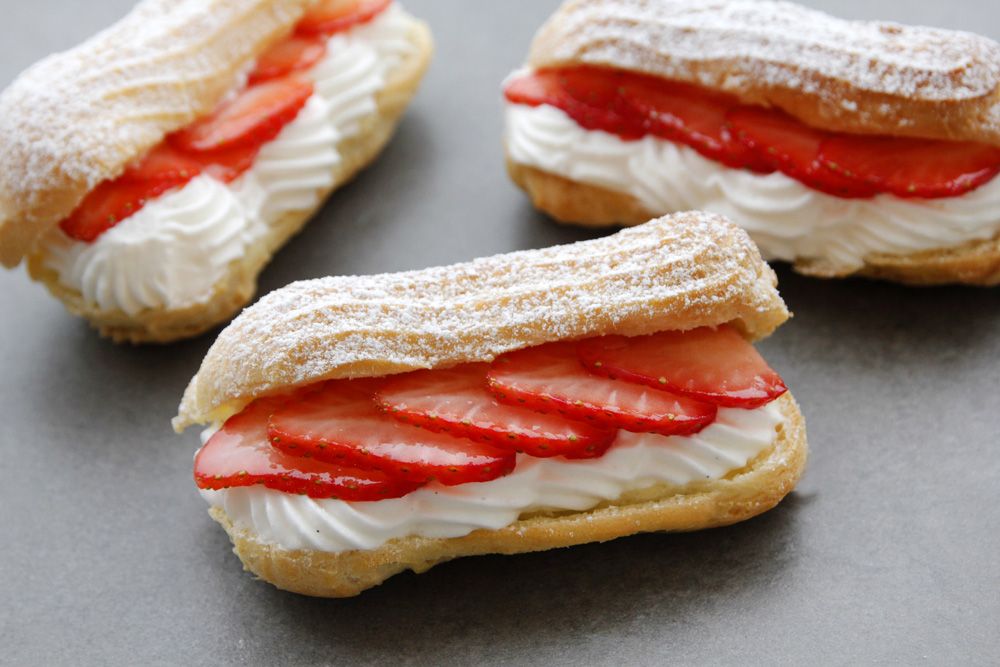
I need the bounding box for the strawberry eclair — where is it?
[503,0,1000,285]
[174,212,807,597]
[0,0,432,342]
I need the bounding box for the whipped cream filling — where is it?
[41,4,419,316]
[505,103,1000,272]
[200,402,784,553]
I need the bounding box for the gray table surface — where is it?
[1,0,998,664]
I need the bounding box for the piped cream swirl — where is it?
[42,176,247,316]
[310,4,418,137]
[231,95,341,224]
[41,4,419,316]
[200,403,784,553]
[505,103,1000,272]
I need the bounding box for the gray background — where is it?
[1,0,998,664]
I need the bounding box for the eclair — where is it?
[173,211,807,597]
[503,0,1000,285]
[0,0,432,342]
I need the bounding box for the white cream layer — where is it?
[505,103,1000,272]
[200,402,784,553]
[42,4,418,316]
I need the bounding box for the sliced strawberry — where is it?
[169,77,313,153]
[487,343,716,436]
[62,77,314,242]
[623,78,772,172]
[376,364,616,459]
[578,326,787,409]
[504,66,1000,199]
[268,380,516,485]
[248,35,327,84]
[60,143,203,242]
[59,179,177,242]
[726,107,877,198]
[196,144,263,183]
[61,181,160,242]
[505,67,642,139]
[504,69,564,109]
[297,0,392,36]
[194,397,421,500]
[120,143,203,183]
[505,68,773,172]
[818,136,1000,199]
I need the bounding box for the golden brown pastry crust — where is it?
[509,161,1000,286]
[0,0,321,269]
[23,18,434,343]
[174,211,790,430]
[508,160,654,228]
[528,0,1000,145]
[854,236,1000,286]
[208,392,806,597]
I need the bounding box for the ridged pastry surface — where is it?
[20,5,433,343]
[528,0,1000,144]
[174,212,789,429]
[0,0,317,268]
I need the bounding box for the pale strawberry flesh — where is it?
[726,107,877,198]
[248,35,327,84]
[376,364,616,459]
[818,136,1000,198]
[268,380,516,485]
[120,143,203,184]
[297,0,392,36]
[578,326,787,409]
[194,398,421,500]
[169,77,314,153]
[195,144,264,183]
[487,342,717,436]
[505,67,639,138]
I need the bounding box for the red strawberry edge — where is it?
[266,380,518,486]
[375,366,618,459]
[506,67,1000,200]
[194,398,423,501]
[296,0,393,36]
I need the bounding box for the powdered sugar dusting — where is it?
[0,0,314,267]
[175,212,789,429]
[532,0,1000,99]
[528,0,1000,141]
